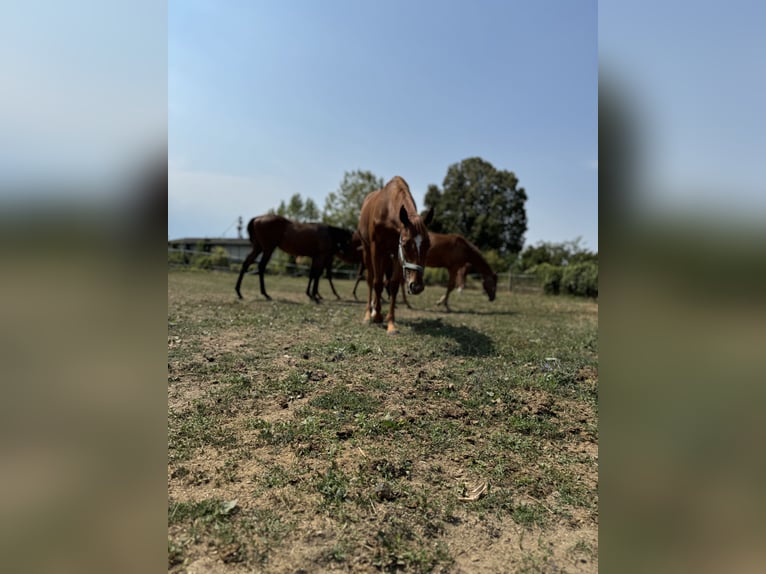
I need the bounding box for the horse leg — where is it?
[371,259,385,324]
[306,261,322,303]
[353,263,365,301]
[326,264,341,300]
[314,273,324,301]
[456,264,468,293]
[436,269,457,312]
[257,248,275,300]
[363,253,373,322]
[313,267,323,302]
[235,246,262,299]
[306,273,320,302]
[364,245,383,324]
[385,265,403,334]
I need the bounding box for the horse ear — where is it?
[423,206,434,226]
[399,205,411,227]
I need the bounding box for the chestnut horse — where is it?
[235,214,355,302]
[421,232,498,311]
[352,232,498,311]
[358,176,434,334]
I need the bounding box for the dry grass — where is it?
[168,269,598,573]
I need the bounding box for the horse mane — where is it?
[386,176,423,229]
[457,236,494,278]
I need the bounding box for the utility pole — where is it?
[237,216,243,239]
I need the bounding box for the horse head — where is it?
[484,272,498,302]
[329,227,358,263]
[397,205,434,295]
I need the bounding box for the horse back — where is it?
[249,214,290,245]
[425,232,467,268]
[278,222,332,258]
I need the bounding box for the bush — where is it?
[530,263,563,295]
[192,246,230,270]
[424,267,449,286]
[561,262,598,297]
[519,239,597,272]
[482,249,513,274]
[168,250,189,265]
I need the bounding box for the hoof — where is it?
[386,325,399,335]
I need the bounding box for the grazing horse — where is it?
[353,231,498,311]
[422,232,498,311]
[358,176,434,334]
[235,214,354,302]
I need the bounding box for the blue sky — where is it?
[169,0,598,249]
[599,0,766,220]
[0,1,165,194]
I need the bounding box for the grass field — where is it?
[168,269,598,573]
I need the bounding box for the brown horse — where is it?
[235,214,355,302]
[353,231,498,311]
[358,176,434,334]
[422,232,498,311]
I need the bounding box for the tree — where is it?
[323,170,384,230]
[302,198,319,221]
[269,193,320,222]
[287,193,304,220]
[424,157,527,256]
[519,238,597,271]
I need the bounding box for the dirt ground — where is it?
[168,271,598,573]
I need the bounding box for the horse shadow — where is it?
[419,307,518,317]
[407,318,495,357]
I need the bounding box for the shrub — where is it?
[530,263,563,295]
[482,249,513,274]
[168,250,189,265]
[209,246,230,267]
[424,267,449,286]
[192,246,230,270]
[562,262,598,297]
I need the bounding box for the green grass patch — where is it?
[309,386,380,413]
[168,271,598,570]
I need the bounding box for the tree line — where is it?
[270,157,529,259]
[265,156,596,296]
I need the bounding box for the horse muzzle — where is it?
[407,281,424,295]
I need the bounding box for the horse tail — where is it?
[246,217,258,243]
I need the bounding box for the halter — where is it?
[398,235,424,274]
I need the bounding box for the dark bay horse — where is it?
[353,231,498,311]
[357,176,434,334]
[235,214,355,302]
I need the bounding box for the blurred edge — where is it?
[0,152,169,574]
[0,2,168,574]
[600,64,766,574]
[2,1,765,572]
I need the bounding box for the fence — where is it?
[169,248,541,292]
[168,247,360,280]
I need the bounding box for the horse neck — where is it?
[394,190,418,222]
[463,240,492,278]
